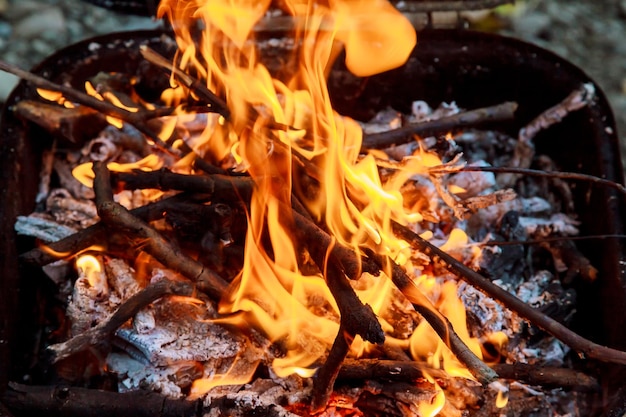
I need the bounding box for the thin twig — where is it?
[19,193,211,266]
[430,165,626,199]
[140,46,230,120]
[391,220,626,365]
[93,162,229,300]
[0,59,226,176]
[499,83,595,186]
[361,101,518,150]
[337,359,599,391]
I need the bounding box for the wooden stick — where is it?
[48,279,195,362]
[111,170,254,203]
[291,209,380,279]
[391,220,626,365]
[2,383,201,417]
[93,163,229,300]
[13,100,108,145]
[337,359,599,391]
[499,84,595,187]
[361,101,517,150]
[430,165,626,199]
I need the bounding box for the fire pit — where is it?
[1,2,626,415]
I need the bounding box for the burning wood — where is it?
[2,0,625,416]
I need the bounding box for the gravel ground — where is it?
[0,0,625,169]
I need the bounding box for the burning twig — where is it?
[291,209,380,279]
[338,359,599,391]
[140,46,230,120]
[19,192,211,267]
[92,162,229,300]
[311,323,354,412]
[361,101,518,150]
[292,207,497,386]
[498,83,596,187]
[0,60,225,176]
[48,278,195,363]
[110,170,254,203]
[380,256,498,385]
[391,220,626,366]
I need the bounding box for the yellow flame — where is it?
[72,155,164,188]
[76,254,105,289]
[37,88,63,102]
[418,372,446,417]
[495,385,509,408]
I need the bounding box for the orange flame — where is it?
[126,0,509,406]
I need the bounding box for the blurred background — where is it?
[0,0,624,170]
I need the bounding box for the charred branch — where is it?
[498,84,595,186]
[391,220,626,366]
[111,170,254,203]
[338,359,599,391]
[19,192,211,266]
[140,46,230,120]
[311,324,354,412]
[93,162,229,299]
[2,383,202,417]
[0,60,225,176]
[361,101,517,150]
[291,209,380,279]
[433,165,626,199]
[13,100,108,146]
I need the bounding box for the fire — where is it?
[76,254,107,295]
[147,0,505,404]
[57,0,511,411]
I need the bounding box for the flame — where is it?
[418,372,446,417]
[76,254,107,293]
[493,381,510,409]
[72,155,164,188]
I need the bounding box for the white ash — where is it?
[467,196,553,230]
[14,214,77,242]
[107,353,203,398]
[447,161,496,198]
[518,213,580,237]
[115,296,244,365]
[360,107,403,134]
[459,270,571,366]
[408,100,460,124]
[67,255,114,335]
[46,188,99,228]
[203,376,307,417]
[67,258,142,335]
